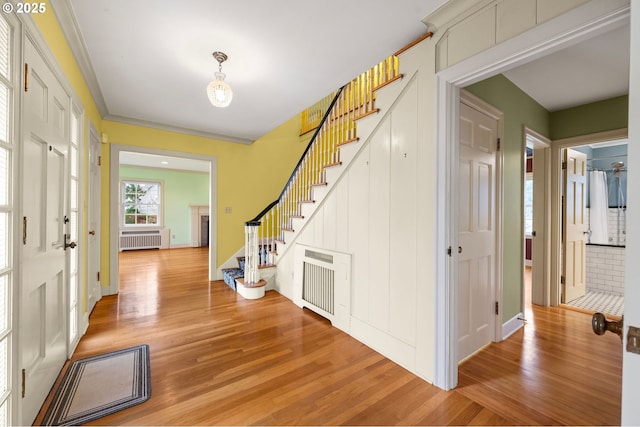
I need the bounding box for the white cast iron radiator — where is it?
[294,244,351,332]
[119,229,169,251]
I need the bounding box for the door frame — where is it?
[108,144,218,295]
[550,128,628,306]
[86,121,101,312]
[434,1,630,390]
[526,127,551,307]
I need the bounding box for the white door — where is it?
[621,3,640,424]
[87,126,101,313]
[562,148,587,303]
[458,100,498,362]
[20,37,72,425]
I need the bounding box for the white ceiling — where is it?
[120,152,210,172]
[53,2,630,170]
[503,23,630,112]
[58,0,449,144]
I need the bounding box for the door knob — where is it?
[89,230,96,235]
[64,234,77,250]
[532,231,536,237]
[592,312,623,340]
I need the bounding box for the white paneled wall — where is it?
[276,76,422,374]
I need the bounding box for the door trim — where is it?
[86,120,101,316]
[550,128,628,306]
[108,144,218,295]
[434,2,630,391]
[525,127,551,307]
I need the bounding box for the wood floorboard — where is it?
[34,249,621,425]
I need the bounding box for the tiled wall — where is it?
[585,245,625,296]
[585,207,626,246]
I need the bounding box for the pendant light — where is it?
[207,51,233,108]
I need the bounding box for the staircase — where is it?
[239,32,432,293]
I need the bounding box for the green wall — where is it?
[550,95,628,140]
[119,166,209,247]
[465,74,550,322]
[465,75,628,322]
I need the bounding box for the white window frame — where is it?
[120,179,163,228]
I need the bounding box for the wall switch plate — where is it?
[627,326,640,354]
[225,207,232,214]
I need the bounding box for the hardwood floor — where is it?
[35,249,621,425]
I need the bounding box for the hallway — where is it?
[36,249,622,425]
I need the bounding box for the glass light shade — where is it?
[207,71,233,107]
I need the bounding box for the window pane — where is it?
[0,395,6,427]
[0,213,6,270]
[122,180,161,226]
[524,178,533,235]
[70,146,77,178]
[70,178,77,210]
[0,16,8,80]
[70,211,77,241]
[0,335,7,397]
[0,147,8,206]
[0,85,8,144]
[0,275,6,334]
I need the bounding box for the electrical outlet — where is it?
[225,207,232,214]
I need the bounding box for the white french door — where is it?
[20,36,73,425]
[0,11,16,427]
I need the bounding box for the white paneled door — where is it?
[20,37,72,425]
[458,99,498,362]
[562,148,587,303]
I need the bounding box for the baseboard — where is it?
[167,243,191,249]
[502,312,525,340]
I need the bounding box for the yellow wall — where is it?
[32,2,309,290]
[102,117,307,287]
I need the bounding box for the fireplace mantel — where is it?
[190,205,209,247]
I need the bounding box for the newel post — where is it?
[244,221,260,284]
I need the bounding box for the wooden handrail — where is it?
[247,51,404,267]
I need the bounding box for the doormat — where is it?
[42,344,151,426]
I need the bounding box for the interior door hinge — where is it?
[24,63,28,92]
[496,137,500,151]
[447,246,452,257]
[495,301,499,316]
[21,369,25,398]
[561,275,565,285]
[97,271,100,282]
[98,155,102,166]
[562,161,567,170]
[22,216,27,245]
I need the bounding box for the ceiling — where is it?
[120,152,210,172]
[503,22,630,112]
[57,0,449,144]
[53,2,630,171]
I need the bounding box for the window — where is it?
[524,174,533,236]
[121,180,162,226]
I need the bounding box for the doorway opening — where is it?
[108,144,218,295]
[557,136,627,317]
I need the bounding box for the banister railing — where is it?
[247,53,402,268]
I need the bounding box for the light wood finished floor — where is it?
[35,249,622,425]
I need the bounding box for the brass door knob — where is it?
[592,312,623,340]
[89,230,96,235]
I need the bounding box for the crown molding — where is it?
[49,0,108,117]
[104,114,255,145]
